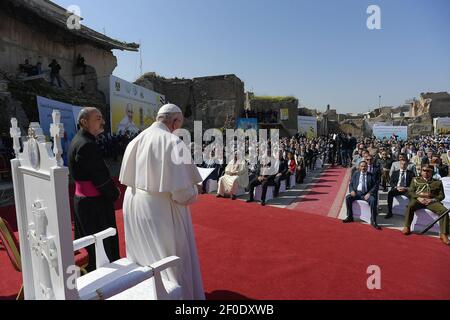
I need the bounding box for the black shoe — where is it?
[246,199,254,203]
[371,221,382,230]
[216,194,223,198]
[385,213,393,219]
[343,217,354,223]
[261,201,266,206]
[231,195,237,200]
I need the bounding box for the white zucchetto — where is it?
[157,104,182,115]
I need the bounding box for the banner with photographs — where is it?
[110,75,165,135]
[297,116,317,139]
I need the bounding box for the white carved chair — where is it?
[10,114,181,300]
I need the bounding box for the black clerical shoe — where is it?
[342,217,354,223]
[246,199,254,203]
[216,194,223,198]
[385,213,393,219]
[261,201,266,206]
[231,195,237,200]
[371,221,382,230]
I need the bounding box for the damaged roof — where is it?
[3,0,139,52]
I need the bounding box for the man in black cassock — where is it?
[68,107,120,272]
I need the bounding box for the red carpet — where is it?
[2,186,450,300]
[289,167,351,218]
[187,195,450,300]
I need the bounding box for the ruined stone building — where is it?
[135,73,245,133]
[0,0,138,133]
[410,92,450,118]
[245,95,299,137]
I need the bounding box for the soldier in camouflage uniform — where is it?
[403,164,449,245]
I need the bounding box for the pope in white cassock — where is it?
[119,104,205,300]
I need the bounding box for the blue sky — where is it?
[54,0,450,113]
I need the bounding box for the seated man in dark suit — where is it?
[343,160,381,230]
[385,157,415,219]
[431,154,448,179]
[246,162,276,206]
[274,152,289,198]
[365,154,381,184]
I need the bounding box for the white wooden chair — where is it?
[10,114,181,300]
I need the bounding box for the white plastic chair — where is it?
[206,180,218,193]
[279,180,287,193]
[411,209,441,234]
[441,177,450,209]
[351,200,372,224]
[254,185,274,202]
[392,195,409,216]
[290,174,296,188]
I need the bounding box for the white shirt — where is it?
[357,173,367,193]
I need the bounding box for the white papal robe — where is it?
[119,121,204,300]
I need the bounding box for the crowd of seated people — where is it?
[342,135,450,245]
[198,134,338,205]
[92,126,450,246]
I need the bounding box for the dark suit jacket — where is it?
[390,169,415,190]
[435,165,449,178]
[349,171,378,196]
[277,159,289,176]
[366,164,381,182]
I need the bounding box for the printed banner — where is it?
[36,96,80,165]
[280,109,289,121]
[373,125,408,140]
[297,116,317,139]
[110,75,165,135]
[236,118,258,131]
[434,118,450,135]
